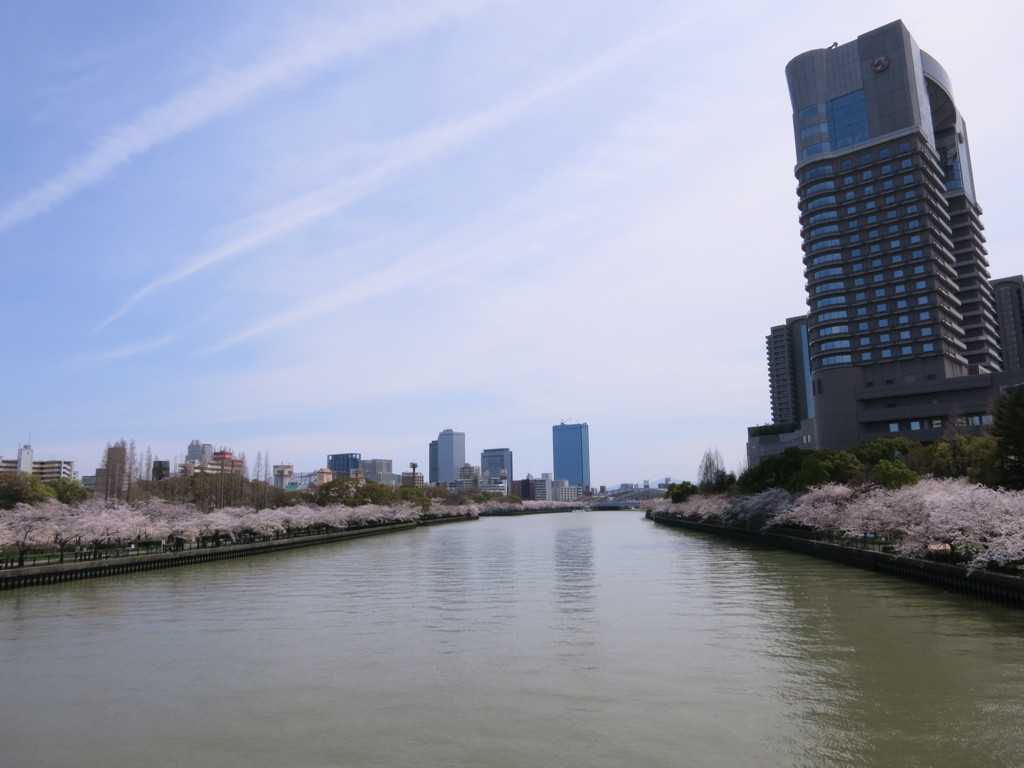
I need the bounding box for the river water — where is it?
[3,511,1024,768]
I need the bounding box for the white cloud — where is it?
[97,16,698,334]
[0,0,491,235]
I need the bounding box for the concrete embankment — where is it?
[1,516,475,591]
[648,513,1024,606]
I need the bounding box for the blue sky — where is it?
[3,0,1023,488]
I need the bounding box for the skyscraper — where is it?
[767,316,813,427]
[552,422,590,489]
[428,440,438,484]
[993,276,1024,372]
[436,429,465,484]
[778,20,1024,451]
[327,453,362,478]
[481,448,513,483]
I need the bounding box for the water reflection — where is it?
[3,512,1024,768]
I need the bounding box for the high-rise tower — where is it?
[435,429,465,484]
[552,422,590,489]
[783,20,1018,450]
[480,448,513,484]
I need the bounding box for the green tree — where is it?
[665,481,698,503]
[965,435,1001,487]
[314,476,362,506]
[45,477,91,505]
[697,448,735,493]
[852,437,919,467]
[738,447,812,494]
[925,435,972,478]
[790,450,862,491]
[394,485,431,512]
[314,477,393,507]
[356,481,394,507]
[0,473,56,509]
[871,459,919,489]
[991,385,1024,489]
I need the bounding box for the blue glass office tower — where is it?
[436,429,465,484]
[327,453,361,477]
[552,422,590,489]
[481,448,513,483]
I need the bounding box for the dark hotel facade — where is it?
[748,20,1024,464]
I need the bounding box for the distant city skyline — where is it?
[4,3,1024,485]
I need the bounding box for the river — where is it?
[3,511,1023,767]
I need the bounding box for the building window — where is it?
[821,354,853,366]
[809,224,841,236]
[889,423,899,433]
[814,267,844,279]
[816,296,846,307]
[807,196,837,210]
[820,340,851,351]
[818,310,848,321]
[910,421,922,431]
[815,281,845,294]
[803,165,834,181]
[810,252,842,266]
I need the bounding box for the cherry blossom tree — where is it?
[1,502,55,566]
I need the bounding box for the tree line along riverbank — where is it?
[0,498,579,590]
[643,478,1024,606]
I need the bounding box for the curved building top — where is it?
[786,19,975,200]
